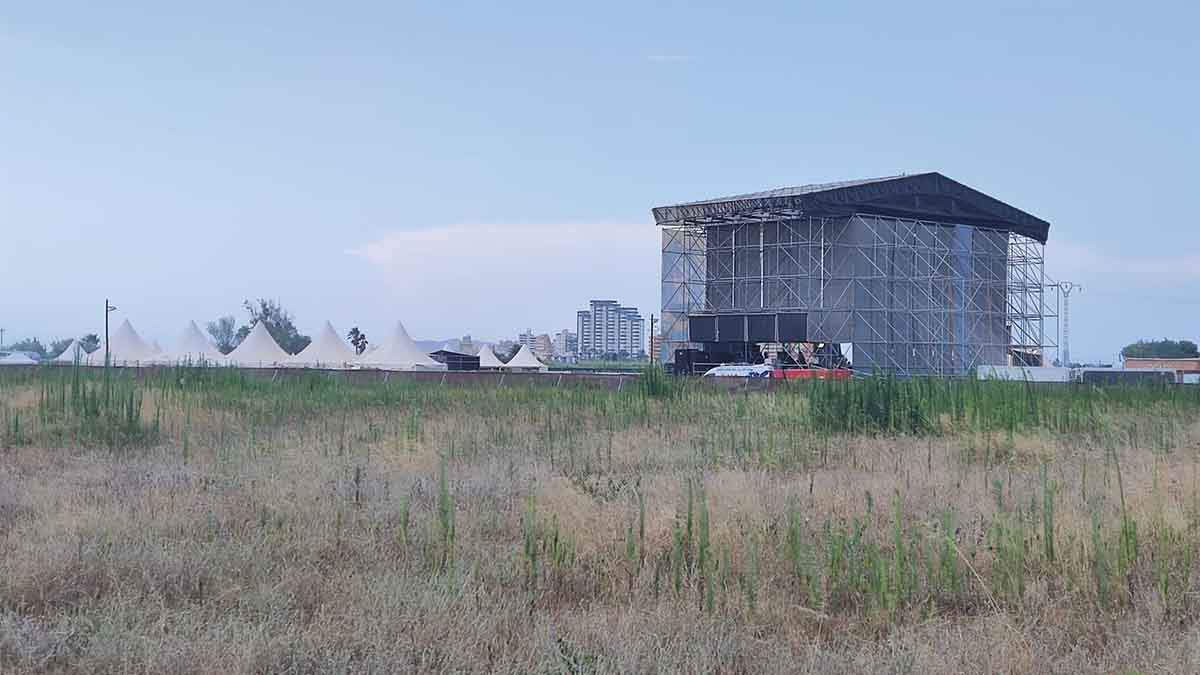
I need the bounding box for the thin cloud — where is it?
[1050,239,1200,287]
[347,223,660,339]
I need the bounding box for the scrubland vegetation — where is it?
[3,365,1200,673]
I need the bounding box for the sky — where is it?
[1,1,1197,362]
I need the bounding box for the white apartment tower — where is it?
[576,300,645,359]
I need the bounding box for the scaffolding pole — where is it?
[660,213,1051,376]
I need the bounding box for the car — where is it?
[701,364,773,378]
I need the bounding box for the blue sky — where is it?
[2,1,1196,361]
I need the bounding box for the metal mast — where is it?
[1057,282,1080,366]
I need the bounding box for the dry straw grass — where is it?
[1,366,1199,673]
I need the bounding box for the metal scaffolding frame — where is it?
[1008,233,1050,363]
[660,213,1053,376]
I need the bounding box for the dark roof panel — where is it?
[652,172,1050,243]
[676,175,907,206]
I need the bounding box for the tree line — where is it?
[4,298,368,359]
[3,335,100,359]
[1120,339,1199,360]
[206,299,312,355]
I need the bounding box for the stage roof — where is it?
[652,172,1050,243]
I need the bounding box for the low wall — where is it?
[14,364,643,392]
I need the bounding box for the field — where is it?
[2,366,1200,673]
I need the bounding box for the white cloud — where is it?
[1045,238,1200,362]
[1049,238,1200,288]
[347,223,660,340]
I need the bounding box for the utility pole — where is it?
[1057,282,1080,367]
[104,298,118,367]
[0,327,5,350]
[649,314,658,364]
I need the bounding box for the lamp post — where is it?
[105,299,118,367]
[1057,282,1080,367]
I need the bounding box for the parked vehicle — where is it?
[702,364,772,378]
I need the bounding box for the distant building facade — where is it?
[576,300,645,359]
[533,334,554,361]
[553,330,578,360]
[458,335,476,354]
[495,339,517,359]
[515,329,555,360]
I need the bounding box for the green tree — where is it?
[206,316,239,354]
[347,327,369,355]
[49,338,73,358]
[7,338,46,357]
[1121,339,1199,359]
[80,334,100,353]
[236,299,311,355]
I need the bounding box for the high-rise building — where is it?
[495,339,517,360]
[576,311,593,356]
[553,330,578,360]
[458,334,476,354]
[576,300,646,359]
[533,334,554,360]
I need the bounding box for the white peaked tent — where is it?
[358,321,445,371]
[476,344,504,369]
[0,352,38,365]
[160,321,227,364]
[92,319,160,365]
[502,345,548,372]
[289,321,355,368]
[226,321,291,367]
[51,339,90,364]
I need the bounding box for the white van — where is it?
[701,364,772,378]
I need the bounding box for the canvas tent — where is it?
[91,319,160,366]
[357,321,445,371]
[0,352,38,365]
[159,321,227,364]
[51,339,90,364]
[226,321,291,367]
[476,344,504,369]
[289,321,355,368]
[502,345,548,372]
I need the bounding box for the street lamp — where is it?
[105,299,118,367]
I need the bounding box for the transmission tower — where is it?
[1057,282,1081,366]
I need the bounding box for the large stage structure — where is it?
[655,173,1053,376]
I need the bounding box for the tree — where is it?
[501,344,521,362]
[347,327,369,355]
[80,334,100,353]
[206,316,239,354]
[49,338,73,358]
[238,299,311,355]
[1120,339,1199,360]
[7,338,46,357]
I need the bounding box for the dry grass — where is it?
[2,370,1200,673]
